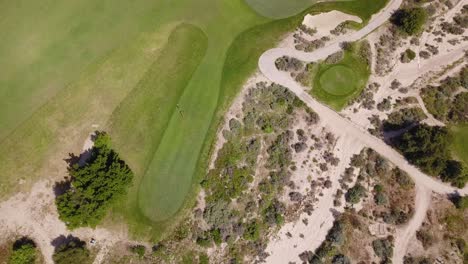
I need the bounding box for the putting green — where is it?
[319,65,356,96]
[310,42,371,110]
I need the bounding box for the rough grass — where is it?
[311,48,370,110]
[451,124,468,166]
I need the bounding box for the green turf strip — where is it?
[244,0,320,19]
[451,124,468,166]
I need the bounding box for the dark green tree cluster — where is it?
[394,124,467,187]
[52,239,91,264]
[391,7,427,35]
[8,238,37,264]
[56,131,133,228]
[383,107,426,131]
[452,195,468,210]
[301,220,348,263]
[345,183,367,204]
[421,67,468,123]
[372,238,393,262]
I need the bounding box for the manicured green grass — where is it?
[319,65,357,96]
[244,0,387,21]
[311,46,370,110]
[244,0,320,19]
[451,124,468,166]
[310,0,389,22]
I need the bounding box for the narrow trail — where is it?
[393,185,431,263]
[258,0,468,197]
[258,0,467,262]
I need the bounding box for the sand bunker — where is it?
[302,10,362,37]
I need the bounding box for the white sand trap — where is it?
[302,10,362,37]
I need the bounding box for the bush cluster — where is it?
[383,107,426,131]
[391,8,427,35]
[8,238,37,264]
[52,239,91,264]
[56,132,134,228]
[394,124,468,187]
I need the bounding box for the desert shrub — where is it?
[345,183,366,204]
[327,221,344,245]
[199,253,210,264]
[275,56,303,71]
[211,229,222,245]
[8,238,37,264]
[262,199,285,226]
[131,245,146,258]
[391,8,427,35]
[56,132,133,228]
[243,221,260,241]
[416,230,435,249]
[372,238,393,260]
[299,24,317,36]
[374,192,388,205]
[400,49,416,63]
[377,98,392,112]
[419,50,430,59]
[52,239,91,264]
[393,168,414,189]
[325,51,344,64]
[196,236,212,247]
[441,21,464,35]
[203,200,231,227]
[332,254,351,264]
[383,107,426,131]
[267,131,293,169]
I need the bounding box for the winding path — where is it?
[259,1,467,263]
[258,0,468,197]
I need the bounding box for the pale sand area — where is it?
[302,10,362,38]
[265,130,364,263]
